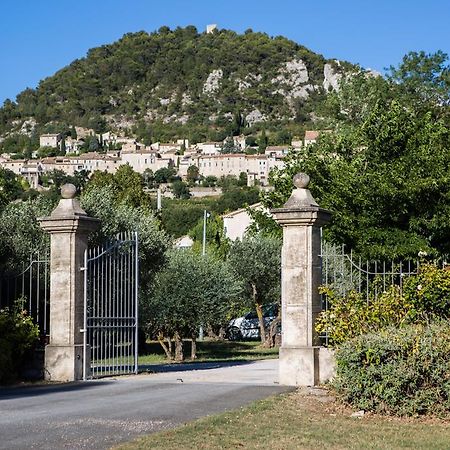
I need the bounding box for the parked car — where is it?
[226,303,279,340]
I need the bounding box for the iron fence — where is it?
[0,251,50,335]
[320,240,420,303]
[318,240,424,346]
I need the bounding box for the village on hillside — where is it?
[0,128,322,190]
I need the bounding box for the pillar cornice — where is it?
[270,207,331,227]
[39,216,100,234]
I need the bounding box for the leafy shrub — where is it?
[403,263,450,321]
[317,264,450,345]
[315,285,410,345]
[333,322,450,416]
[0,306,39,384]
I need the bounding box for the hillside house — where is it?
[39,133,62,148]
[196,142,222,155]
[222,202,270,240]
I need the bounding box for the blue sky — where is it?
[1,0,449,104]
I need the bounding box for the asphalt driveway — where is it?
[0,359,289,449]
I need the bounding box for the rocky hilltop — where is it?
[0,26,357,145]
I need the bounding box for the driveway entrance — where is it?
[0,359,288,450]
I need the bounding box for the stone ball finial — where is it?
[293,173,310,189]
[61,183,77,199]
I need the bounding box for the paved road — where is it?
[0,359,289,450]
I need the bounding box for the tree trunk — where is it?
[253,283,266,344]
[174,331,184,362]
[191,334,197,360]
[264,316,280,348]
[157,332,173,360]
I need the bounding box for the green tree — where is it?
[201,175,218,187]
[227,235,281,345]
[238,172,248,187]
[262,51,450,259]
[0,196,54,273]
[188,213,230,259]
[142,168,155,188]
[80,185,169,289]
[258,129,268,151]
[85,165,148,208]
[0,168,24,211]
[220,136,239,154]
[154,167,177,184]
[186,165,200,184]
[171,180,190,199]
[143,250,241,360]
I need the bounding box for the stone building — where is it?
[39,133,62,148]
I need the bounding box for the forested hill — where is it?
[0,26,356,144]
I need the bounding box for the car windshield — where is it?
[244,303,278,320]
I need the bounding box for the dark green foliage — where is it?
[227,235,281,342]
[0,306,40,384]
[220,136,240,154]
[0,27,347,142]
[154,167,177,185]
[160,187,259,238]
[186,165,199,184]
[171,180,190,199]
[142,250,241,359]
[0,133,39,155]
[84,164,149,207]
[215,187,259,213]
[188,214,230,259]
[263,51,450,259]
[160,198,214,238]
[80,184,169,289]
[40,168,89,193]
[142,168,155,188]
[0,167,25,210]
[402,264,450,321]
[0,196,54,273]
[334,322,450,416]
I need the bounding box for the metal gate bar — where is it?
[83,232,139,380]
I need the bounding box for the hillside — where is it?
[0,26,356,149]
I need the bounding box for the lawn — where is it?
[138,339,279,366]
[115,389,450,450]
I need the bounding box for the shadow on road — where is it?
[0,380,115,401]
[140,359,258,374]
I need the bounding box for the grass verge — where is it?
[115,389,450,450]
[138,339,278,366]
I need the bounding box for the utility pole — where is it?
[157,188,162,211]
[202,209,208,256]
[200,209,209,341]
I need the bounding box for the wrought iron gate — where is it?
[83,232,139,380]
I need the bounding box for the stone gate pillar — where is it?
[39,184,100,381]
[271,173,331,386]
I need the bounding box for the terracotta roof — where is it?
[304,131,320,140]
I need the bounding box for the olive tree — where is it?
[143,250,241,361]
[227,235,281,346]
